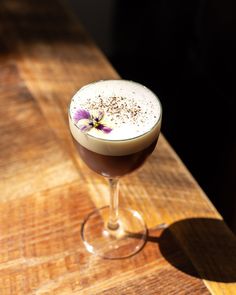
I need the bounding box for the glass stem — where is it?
[107,178,120,230]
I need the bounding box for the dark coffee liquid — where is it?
[75,139,157,178]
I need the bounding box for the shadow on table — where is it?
[154,218,236,283]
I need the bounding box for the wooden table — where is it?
[0,1,236,294]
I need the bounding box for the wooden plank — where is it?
[0,64,78,201]
[0,183,209,294]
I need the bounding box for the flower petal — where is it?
[80,125,93,132]
[92,110,104,122]
[73,109,90,123]
[96,124,112,134]
[77,119,93,132]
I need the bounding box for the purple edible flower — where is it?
[97,124,113,134]
[79,123,93,132]
[73,108,112,134]
[93,110,104,122]
[73,109,90,123]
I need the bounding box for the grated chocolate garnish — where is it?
[82,95,146,127]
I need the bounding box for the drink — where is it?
[68,80,162,259]
[69,80,162,176]
[74,139,157,177]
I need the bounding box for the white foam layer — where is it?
[69,80,162,156]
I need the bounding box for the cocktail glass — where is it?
[68,80,162,259]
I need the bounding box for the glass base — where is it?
[81,206,147,259]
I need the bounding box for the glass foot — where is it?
[81,206,147,259]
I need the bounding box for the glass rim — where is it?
[68,79,162,143]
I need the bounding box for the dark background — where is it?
[70,0,236,234]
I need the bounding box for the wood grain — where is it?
[0,64,78,201]
[0,0,236,294]
[0,181,210,294]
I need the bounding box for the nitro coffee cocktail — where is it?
[69,80,162,259]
